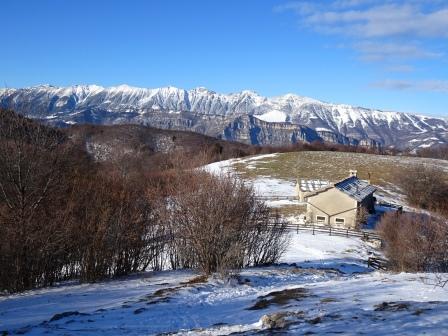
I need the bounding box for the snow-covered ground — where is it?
[204,153,297,198]
[2,233,448,335]
[2,154,447,335]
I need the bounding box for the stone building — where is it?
[296,170,376,229]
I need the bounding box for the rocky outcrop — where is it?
[221,115,382,148]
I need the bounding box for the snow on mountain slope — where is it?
[255,110,288,123]
[1,84,447,148]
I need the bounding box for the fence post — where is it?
[297,223,299,234]
[346,228,348,238]
[313,224,315,235]
[329,226,332,236]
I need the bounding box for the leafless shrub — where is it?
[62,171,163,282]
[167,172,289,276]
[417,144,448,161]
[378,212,448,272]
[245,212,291,266]
[395,164,448,216]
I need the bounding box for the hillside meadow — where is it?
[208,151,448,218]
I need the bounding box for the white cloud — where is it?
[354,41,443,61]
[277,1,447,92]
[371,79,448,93]
[278,1,448,60]
[302,4,448,38]
[277,0,448,38]
[385,65,415,73]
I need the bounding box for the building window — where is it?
[335,218,345,225]
[316,216,326,224]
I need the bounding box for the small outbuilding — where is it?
[296,170,376,229]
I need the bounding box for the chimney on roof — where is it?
[349,169,358,178]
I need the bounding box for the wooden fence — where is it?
[255,196,299,201]
[268,221,382,242]
[367,256,389,270]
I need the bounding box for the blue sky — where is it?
[2,0,447,116]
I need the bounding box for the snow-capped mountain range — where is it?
[1,84,447,149]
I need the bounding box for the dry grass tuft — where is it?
[247,287,310,310]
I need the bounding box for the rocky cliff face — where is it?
[1,85,446,149]
[220,115,381,147]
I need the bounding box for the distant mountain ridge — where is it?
[1,84,447,149]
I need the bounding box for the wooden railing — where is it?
[367,256,388,270]
[254,196,299,201]
[376,201,403,212]
[268,221,382,242]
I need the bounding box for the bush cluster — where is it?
[379,212,448,272]
[0,110,289,292]
[379,164,448,273]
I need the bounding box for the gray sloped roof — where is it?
[299,179,330,192]
[334,176,376,202]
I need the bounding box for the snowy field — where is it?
[204,151,448,215]
[2,153,448,335]
[2,233,448,335]
[204,154,297,197]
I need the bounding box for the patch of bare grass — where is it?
[247,287,310,310]
[141,274,209,304]
[320,297,338,303]
[272,204,307,217]
[180,275,208,285]
[232,151,448,188]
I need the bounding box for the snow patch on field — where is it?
[282,233,371,264]
[252,177,296,197]
[202,158,237,175]
[265,199,302,207]
[203,153,279,176]
[203,154,297,199]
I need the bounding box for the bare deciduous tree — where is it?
[0,110,69,291]
[167,172,289,276]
